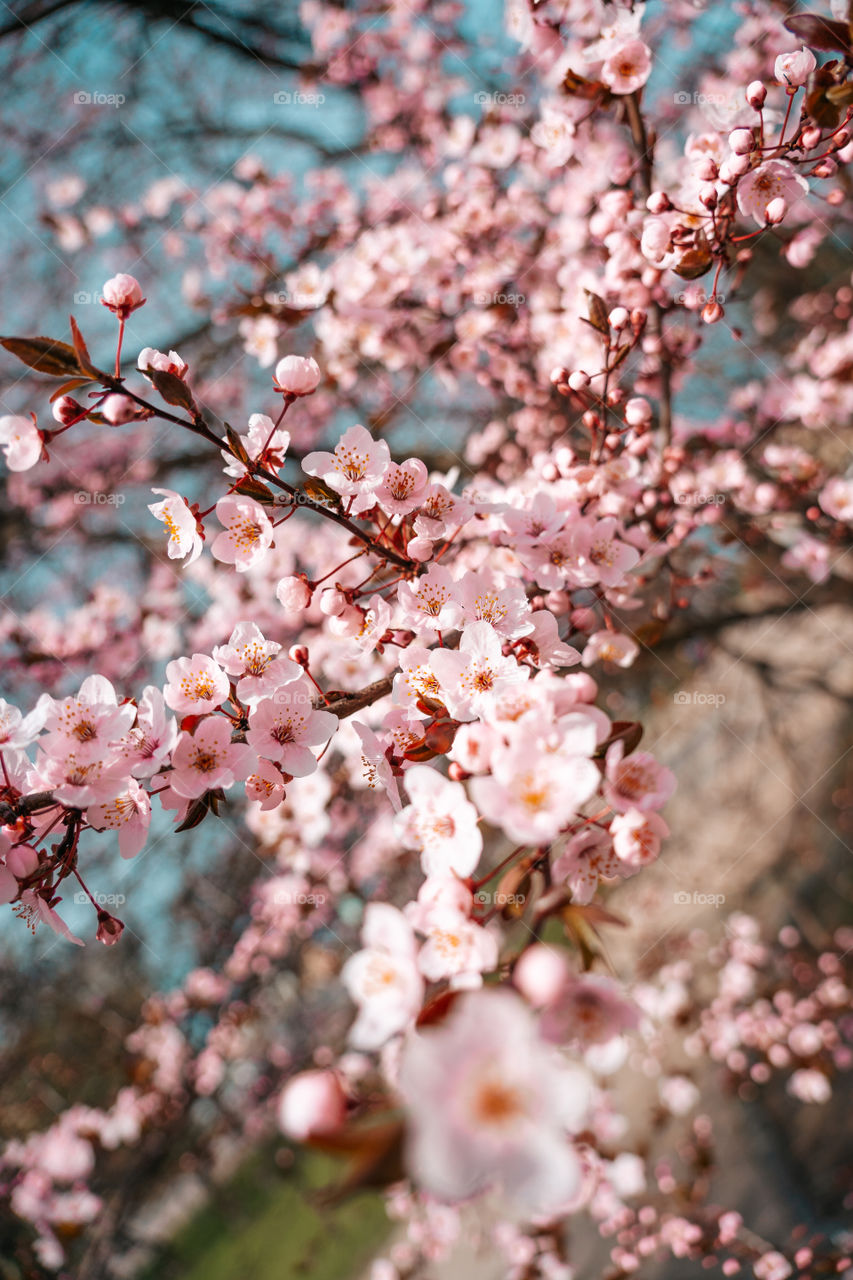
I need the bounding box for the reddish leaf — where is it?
[784,13,851,52]
[1,335,83,378]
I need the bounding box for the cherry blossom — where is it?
[210,495,274,571]
[212,622,301,705]
[302,424,390,510]
[148,489,204,566]
[396,765,483,878]
[0,414,42,471]
[341,904,424,1049]
[169,718,255,799]
[163,654,229,715]
[245,680,337,777]
[736,160,809,225]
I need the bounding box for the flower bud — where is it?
[646,191,671,214]
[801,126,822,151]
[514,944,570,1007]
[6,844,39,878]
[775,47,816,89]
[289,645,310,666]
[96,910,124,946]
[52,395,83,426]
[702,300,724,324]
[101,273,145,320]
[765,197,787,224]
[277,1070,347,1140]
[699,183,718,209]
[273,354,321,396]
[406,536,434,562]
[568,370,591,391]
[100,393,140,425]
[728,128,754,155]
[608,306,629,330]
[624,397,652,426]
[746,80,766,109]
[276,575,312,611]
[319,587,347,617]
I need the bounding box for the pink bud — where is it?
[568,370,591,391]
[702,300,724,324]
[646,191,671,214]
[6,844,39,878]
[746,80,766,109]
[327,604,363,637]
[624,397,652,426]
[513,944,570,1007]
[277,1070,347,1140]
[273,354,321,396]
[276,575,312,611]
[696,158,718,182]
[549,366,569,385]
[728,128,754,155]
[699,183,717,209]
[406,535,434,562]
[765,197,787,224]
[101,394,140,426]
[608,306,629,330]
[775,47,816,90]
[801,126,822,151]
[318,587,347,617]
[96,910,125,946]
[289,644,310,666]
[101,273,145,320]
[52,395,83,425]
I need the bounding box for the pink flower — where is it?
[354,722,401,811]
[164,653,229,715]
[458,572,532,639]
[610,809,669,867]
[246,679,337,777]
[341,904,424,1049]
[395,765,483,877]
[245,758,287,810]
[102,393,143,425]
[582,630,640,668]
[605,743,675,813]
[374,458,429,517]
[101,273,145,319]
[430,621,529,722]
[212,621,300,706]
[33,749,129,807]
[0,414,42,471]
[754,1252,793,1280]
[273,354,321,396]
[169,718,255,799]
[570,517,641,589]
[601,39,652,95]
[302,425,390,510]
[552,827,622,904]
[41,675,136,765]
[137,347,187,378]
[525,612,582,668]
[87,778,151,858]
[471,738,599,845]
[405,879,498,985]
[222,413,290,478]
[531,104,576,167]
[774,47,816,89]
[513,943,571,1007]
[540,975,639,1046]
[278,1070,347,1139]
[737,160,808,225]
[16,890,84,946]
[396,565,461,633]
[398,988,590,1214]
[819,477,853,522]
[210,495,274,572]
[115,686,177,778]
[470,123,521,168]
[148,489,203,566]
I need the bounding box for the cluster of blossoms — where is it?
[2,0,853,1274]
